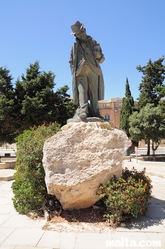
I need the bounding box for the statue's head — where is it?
[71,21,86,41]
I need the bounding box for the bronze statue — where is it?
[69,21,105,120]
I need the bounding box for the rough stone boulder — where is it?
[42,122,131,210]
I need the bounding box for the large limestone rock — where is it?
[43,122,131,210]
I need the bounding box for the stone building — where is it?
[98,97,123,128]
[99,98,165,149]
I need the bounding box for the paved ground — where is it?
[0,159,165,249]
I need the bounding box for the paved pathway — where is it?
[0,160,165,249]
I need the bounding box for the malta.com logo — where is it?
[105,237,161,248]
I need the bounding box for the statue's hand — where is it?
[93,43,104,63]
[99,56,105,64]
[94,51,101,60]
[94,51,105,63]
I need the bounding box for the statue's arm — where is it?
[92,38,105,64]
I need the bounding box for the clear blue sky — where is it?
[1,0,165,101]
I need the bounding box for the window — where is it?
[104,114,110,121]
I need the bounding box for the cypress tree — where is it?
[120,78,134,137]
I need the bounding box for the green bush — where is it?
[12,122,60,214]
[97,167,152,225]
[100,122,113,130]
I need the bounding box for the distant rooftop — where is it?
[99,97,123,103]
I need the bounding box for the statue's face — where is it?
[76,28,87,41]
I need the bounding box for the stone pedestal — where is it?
[43,122,131,210]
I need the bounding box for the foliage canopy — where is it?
[12,122,60,214]
[0,62,75,142]
[137,57,165,109]
[129,103,165,154]
[128,57,165,154]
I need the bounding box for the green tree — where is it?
[129,104,165,155]
[120,78,134,137]
[14,61,75,133]
[155,85,165,98]
[0,67,15,142]
[54,85,76,126]
[0,62,75,142]
[137,57,165,109]
[129,57,165,154]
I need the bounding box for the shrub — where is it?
[12,122,60,214]
[97,167,152,225]
[100,122,113,130]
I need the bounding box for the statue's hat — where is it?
[71,21,84,35]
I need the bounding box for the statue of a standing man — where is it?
[69,21,105,120]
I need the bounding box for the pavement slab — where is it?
[16,247,54,249]
[0,204,13,215]
[60,232,77,249]
[1,228,45,247]
[36,230,61,248]
[0,170,15,181]
[110,231,149,249]
[0,246,16,249]
[0,214,11,226]
[0,197,11,205]
[146,233,165,249]
[1,214,44,228]
[124,158,165,179]
[75,232,111,249]
[0,227,15,245]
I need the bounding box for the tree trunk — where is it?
[152,141,159,159]
[147,140,150,155]
[152,142,155,156]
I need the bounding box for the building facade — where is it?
[98,97,123,128]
